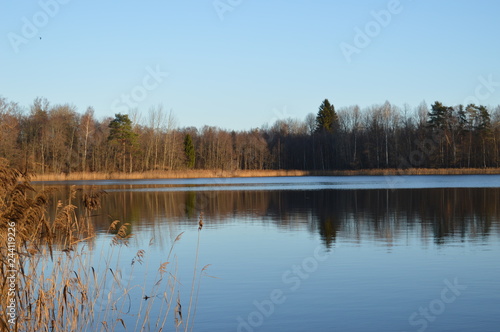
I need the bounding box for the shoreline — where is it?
[31,168,500,182]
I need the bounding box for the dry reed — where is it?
[0,158,211,331]
[31,167,500,182]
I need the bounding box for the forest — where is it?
[0,96,499,174]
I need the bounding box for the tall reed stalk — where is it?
[0,158,211,331]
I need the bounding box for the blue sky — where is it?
[1,0,499,130]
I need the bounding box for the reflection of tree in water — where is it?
[270,188,500,248]
[38,185,500,248]
[184,191,196,218]
[417,188,499,244]
[309,190,342,249]
[316,216,339,249]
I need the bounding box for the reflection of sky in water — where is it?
[34,176,500,331]
[35,174,500,191]
[85,210,500,332]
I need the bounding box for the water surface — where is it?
[36,175,500,331]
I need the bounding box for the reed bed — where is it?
[0,159,209,331]
[32,167,500,182]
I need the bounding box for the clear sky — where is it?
[1,0,500,130]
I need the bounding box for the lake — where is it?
[35,175,500,332]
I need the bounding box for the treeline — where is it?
[1,96,499,174]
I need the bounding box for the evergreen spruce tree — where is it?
[184,134,196,169]
[315,99,339,133]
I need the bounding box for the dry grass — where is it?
[0,158,209,331]
[32,170,308,181]
[32,167,500,182]
[0,159,96,330]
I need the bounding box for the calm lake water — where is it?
[36,175,500,332]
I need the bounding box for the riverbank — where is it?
[31,168,500,182]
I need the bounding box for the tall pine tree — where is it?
[108,113,138,172]
[427,101,453,129]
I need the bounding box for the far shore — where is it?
[31,168,500,182]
